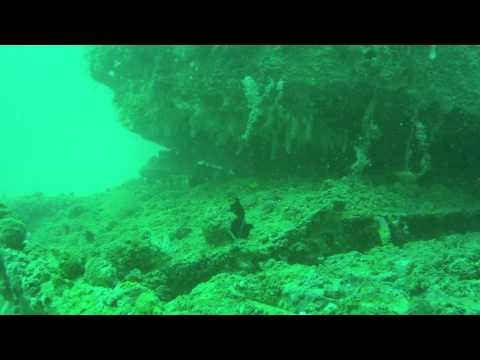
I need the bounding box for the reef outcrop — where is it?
[89,45,480,187]
[0,204,26,250]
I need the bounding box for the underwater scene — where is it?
[1,45,480,315]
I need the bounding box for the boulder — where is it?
[0,217,27,250]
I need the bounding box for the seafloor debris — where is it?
[1,177,480,314]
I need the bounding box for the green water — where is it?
[1,45,480,315]
[0,45,159,197]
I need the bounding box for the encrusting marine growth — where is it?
[3,45,480,315]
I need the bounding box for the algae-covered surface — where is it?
[2,177,480,315]
[2,45,480,315]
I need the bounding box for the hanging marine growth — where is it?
[3,45,480,315]
[89,45,480,186]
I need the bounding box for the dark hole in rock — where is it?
[84,231,95,242]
